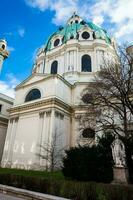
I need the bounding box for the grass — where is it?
[0,167,64,180]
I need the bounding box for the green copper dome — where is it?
[45,14,111,52]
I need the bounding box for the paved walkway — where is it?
[0,193,24,200]
[0,184,69,200]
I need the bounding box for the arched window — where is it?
[81,55,91,72]
[51,61,58,74]
[25,89,41,102]
[82,128,95,139]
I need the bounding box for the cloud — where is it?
[115,20,133,39]
[24,0,133,43]
[18,28,25,37]
[0,73,20,98]
[7,46,15,52]
[26,0,50,10]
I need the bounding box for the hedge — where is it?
[0,173,133,200]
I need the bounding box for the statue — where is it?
[111,135,126,167]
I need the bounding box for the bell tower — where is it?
[0,39,9,73]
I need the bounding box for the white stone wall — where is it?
[14,76,71,106]
[2,108,71,169]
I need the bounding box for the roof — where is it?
[44,14,111,52]
[0,93,14,104]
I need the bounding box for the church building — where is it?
[1,14,116,169]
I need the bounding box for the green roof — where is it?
[45,16,111,52]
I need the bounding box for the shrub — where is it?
[122,135,133,183]
[62,134,114,183]
[0,173,133,200]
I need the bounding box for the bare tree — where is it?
[80,45,133,139]
[37,131,66,172]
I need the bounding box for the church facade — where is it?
[1,14,116,169]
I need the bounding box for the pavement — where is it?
[0,184,70,200]
[0,193,24,200]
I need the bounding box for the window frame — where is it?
[25,88,41,102]
[81,54,92,72]
[51,60,58,74]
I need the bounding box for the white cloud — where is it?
[7,46,15,52]
[109,0,133,24]
[0,73,20,98]
[26,0,50,10]
[115,20,133,39]
[51,0,78,25]
[18,28,25,37]
[24,0,133,42]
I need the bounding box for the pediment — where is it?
[15,74,46,89]
[78,26,93,33]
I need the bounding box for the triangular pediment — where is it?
[16,73,72,91]
[15,74,47,89]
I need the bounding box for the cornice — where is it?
[0,97,14,105]
[45,40,114,59]
[9,97,73,115]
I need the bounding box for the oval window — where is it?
[54,39,60,47]
[82,32,90,39]
[2,44,5,50]
[82,128,95,139]
[82,93,93,104]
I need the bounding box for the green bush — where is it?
[0,173,133,200]
[62,134,114,183]
[122,135,133,183]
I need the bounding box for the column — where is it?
[1,119,13,166]
[45,110,53,170]
[0,55,4,73]
[77,48,79,72]
[37,111,45,165]
[6,117,18,166]
[49,109,55,143]
[70,51,74,70]
[66,52,69,71]
[74,50,76,71]
[9,117,19,164]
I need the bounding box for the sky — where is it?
[0,0,133,98]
